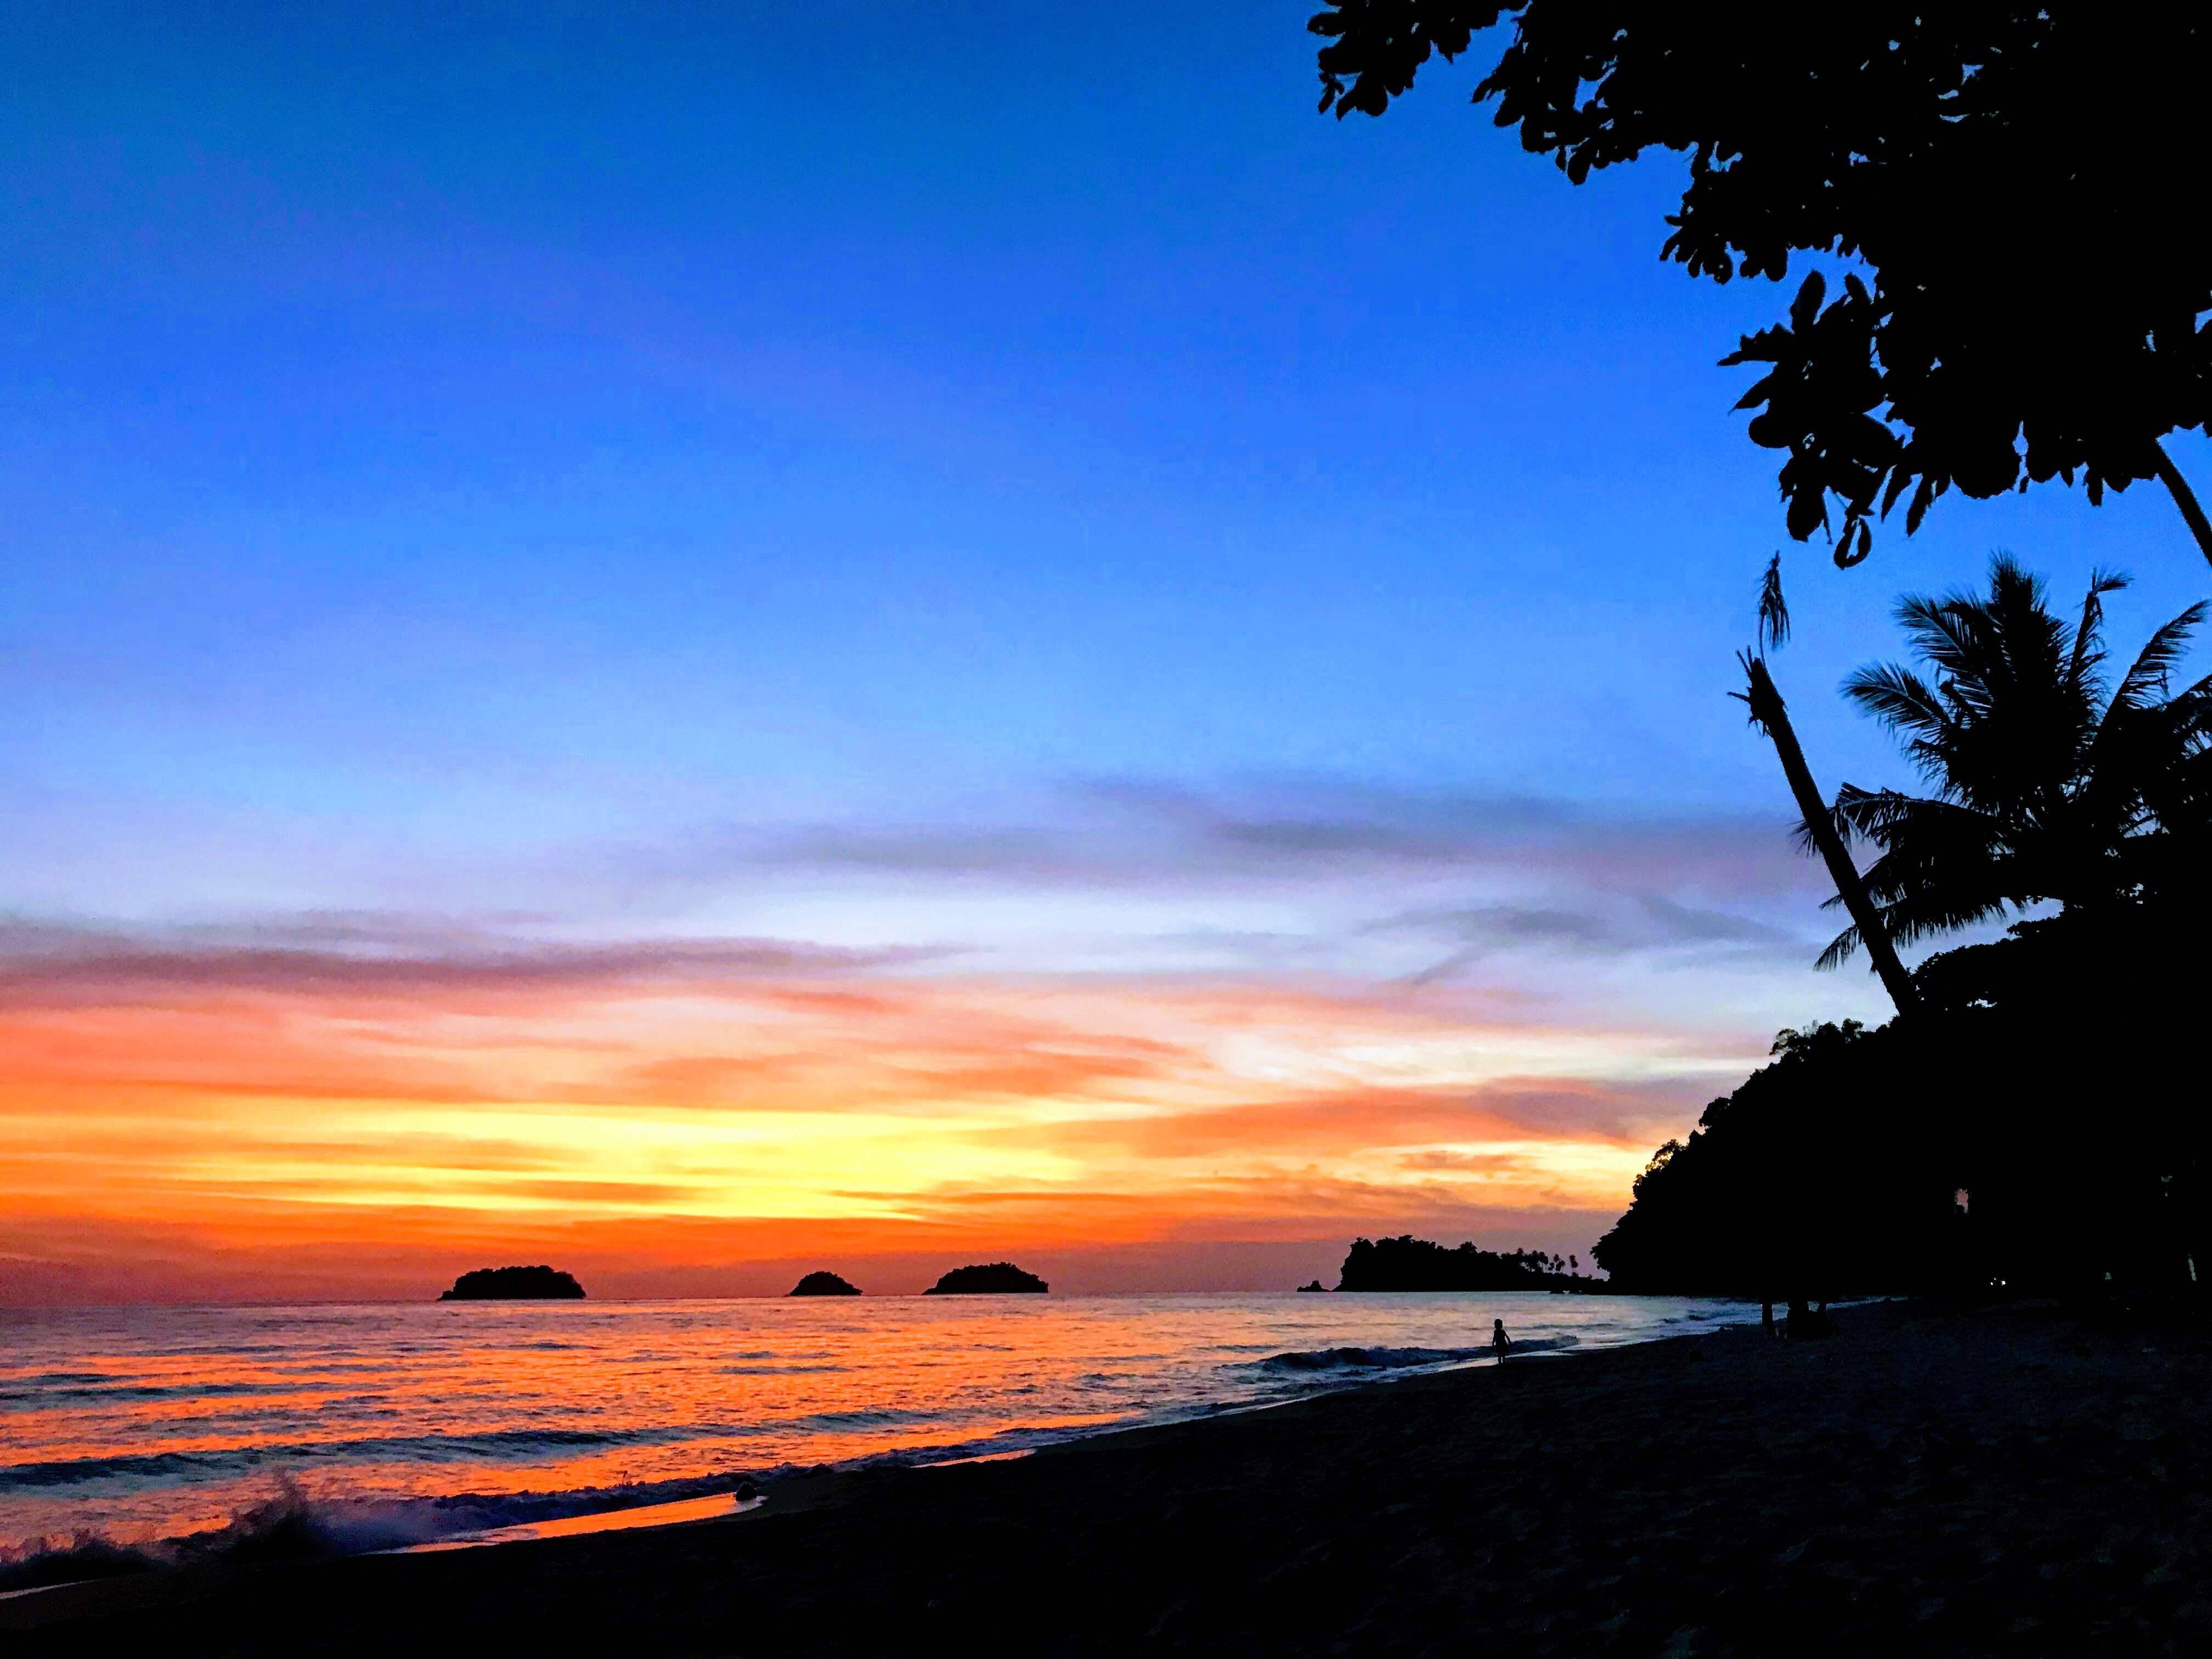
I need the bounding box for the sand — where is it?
[6,1300,2209,1656]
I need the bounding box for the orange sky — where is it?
[0,935,1759,1302]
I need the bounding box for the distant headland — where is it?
[924,1262,1048,1295]
[788,1271,861,1296]
[438,1265,585,1300]
[1331,1237,1594,1293]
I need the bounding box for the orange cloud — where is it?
[0,924,1756,1301]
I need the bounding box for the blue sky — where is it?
[3,1,2207,1003]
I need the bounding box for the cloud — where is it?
[1370,892,1803,978]
[1072,777,1816,895]
[0,915,945,1007]
[569,774,1821,906]
[992,1073,1707,1163]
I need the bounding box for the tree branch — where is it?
[2151,441,2212,573]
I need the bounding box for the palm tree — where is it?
[1739,556,1920,1015]
[1818,553,2212,970]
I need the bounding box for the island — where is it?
[1333,1237,1592,1293]
[438,1265,585,1300]
[1296,1279,1328,1292]
[922,1262,1048,1295]
[788,1270,861,1296]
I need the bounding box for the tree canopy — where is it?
[1335,1235,1583,1291]
[1310,4,2212,566]
[1590,1020,1962,1297]
[1819,555,2212,967]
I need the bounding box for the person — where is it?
[1491,1318,1510,1363]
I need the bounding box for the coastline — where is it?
[0,1290,1722,1559]
[8,1300,2208,1655]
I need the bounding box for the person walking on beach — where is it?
[1491,1319,1511,1363]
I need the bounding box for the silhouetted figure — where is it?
[1491,1319,1510,1363]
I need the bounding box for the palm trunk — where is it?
[2150,442,2212,573]
[1743,657,1920,1018]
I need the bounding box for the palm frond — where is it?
[1893,591,1985,682]
[1814,922,1861,972]
[1841,664,1952,754]
[1756,552,1790,656]
[2107,602,2208,715]
[2067,567,2131,693]
[1830,783,1993,843]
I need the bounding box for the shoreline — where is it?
[0,1293,1725,1579]
[0,1330,1581,1598]
[9,1300,2209,1654]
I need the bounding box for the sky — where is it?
[3,3,2207,1302]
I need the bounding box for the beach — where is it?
[8,1300,2207,1655]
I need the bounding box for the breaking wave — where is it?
[2,1409,949,1497]
[1248,1335,1578,1373]
[0,1469,769,1595]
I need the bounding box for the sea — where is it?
[1,1291,1753,1579]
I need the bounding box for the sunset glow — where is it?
[1,927,1763,1300]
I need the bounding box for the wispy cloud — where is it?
[0,915,946,1007]
[1368,891,1805,985]
[576,775,1819,901]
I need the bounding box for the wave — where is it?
[0,1468,774,1595]
[0,1428,648,1493]
[0,1402,978,1497]
[1,1415,1093,1592]
[0,1379,352,1409]
[1246,1335,1578,1373]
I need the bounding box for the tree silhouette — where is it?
[1817,555,2212,968]
[1308,5,2212,568]
[1737,556,1918,1015]
[1591,1019,1961,1302]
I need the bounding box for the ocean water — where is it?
[1,1292,1751,1567]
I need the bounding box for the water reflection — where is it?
[1,1292,1751,1549]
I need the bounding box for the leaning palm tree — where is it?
[1818,554,2212,970]
[1737,556,1918,1016]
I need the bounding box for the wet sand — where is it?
[8,1301,2209,1656]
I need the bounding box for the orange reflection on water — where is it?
[0,1293,1745,1551]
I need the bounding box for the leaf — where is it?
[1835,517,1872,567]
[1731,371,1779,411]
[1786,487,1827,541]
[1790,270,1826,330]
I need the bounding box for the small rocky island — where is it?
[924,1262,1048,1295]
[438,1265,585,1300]
[788,1270,861,1296]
